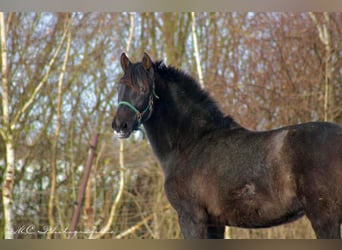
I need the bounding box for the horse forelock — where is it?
[121,62,151,91]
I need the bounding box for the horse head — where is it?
[112,52,158,138]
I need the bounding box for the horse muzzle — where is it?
[112,120,134,139]
[114,130,131,139]
[112,110,138,139]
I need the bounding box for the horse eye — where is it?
[140,86,146,93]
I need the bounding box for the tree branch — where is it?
[1,11,9,135]
[309,12,332,121]
[114,205,171,239]
[11,16,69,129]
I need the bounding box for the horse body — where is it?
[112,53,342,238]
[162,122,342,238]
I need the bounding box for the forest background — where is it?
[0,12,341,239]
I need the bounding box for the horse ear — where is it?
[142,52,153,71]
[120,52,131,72]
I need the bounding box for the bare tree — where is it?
[47,13,72,239]
[1,11,14,239]
[309,12,333,122]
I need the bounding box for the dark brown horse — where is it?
[112,53,342,239]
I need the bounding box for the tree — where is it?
[47,13,72,239]
[1,11,14,239]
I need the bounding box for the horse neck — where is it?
[143,75,228,163]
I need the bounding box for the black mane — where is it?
[152,61,242,131]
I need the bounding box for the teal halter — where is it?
[118,86,159,127]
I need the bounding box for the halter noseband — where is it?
[118,85,159,128]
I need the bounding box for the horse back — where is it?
[286,122,342,173]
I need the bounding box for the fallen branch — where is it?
[115,205,171,239]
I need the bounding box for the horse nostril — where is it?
[112,119,119,131]
[112,118,125,132]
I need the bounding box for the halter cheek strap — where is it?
[118,100,148,123]
[118,92,158,127]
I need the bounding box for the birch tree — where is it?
[47,14,72,239]
[1,11,14,239]
[191,12,204,88]
[0,13,72,239]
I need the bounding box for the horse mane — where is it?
[153,61,242,131]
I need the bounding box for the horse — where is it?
[112,52,342,239]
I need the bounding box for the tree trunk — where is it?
[2,139,15,239]
[309,12,332,122]
[1,11,15,240]
[47,15,71,239]
[191,12,204,88]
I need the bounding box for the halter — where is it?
[118,85,159,128]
